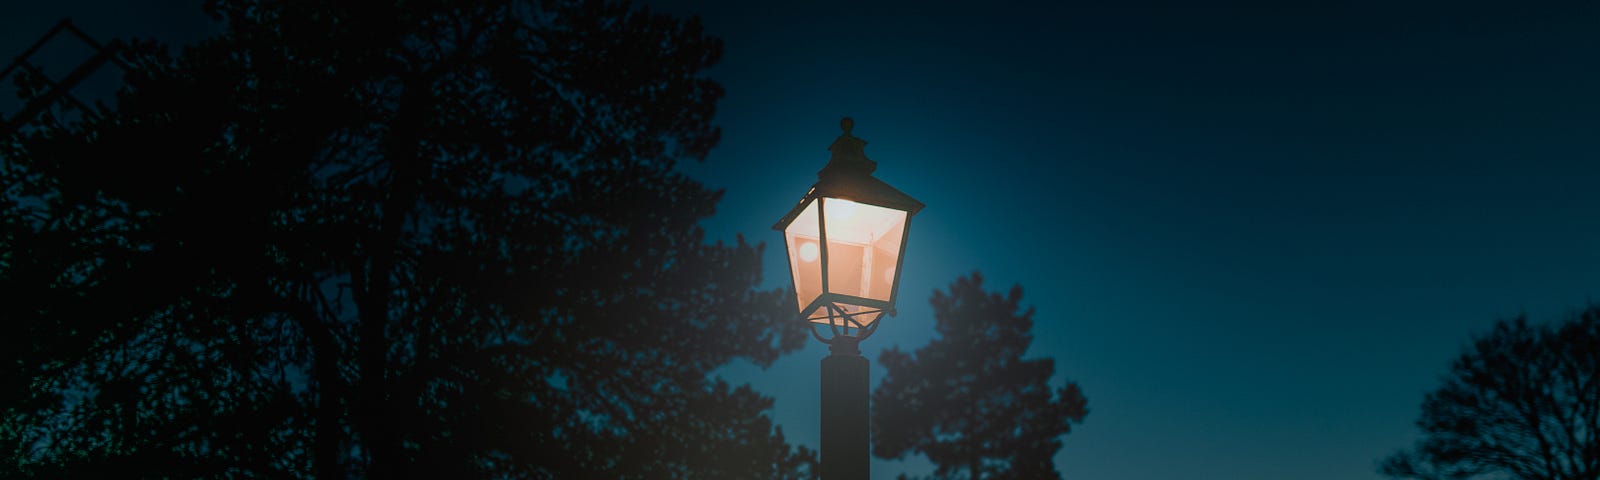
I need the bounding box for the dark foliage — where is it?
[1380,307,1600,480]
[871,273,1088,480]
[0,0,815,478]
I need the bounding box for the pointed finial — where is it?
[822,116,876,177]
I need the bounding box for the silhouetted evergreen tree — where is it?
[1380,307,1600,480]
[0,0,815,478]
[871,273,1088,480]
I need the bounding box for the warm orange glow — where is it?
[821,198,905,304]
[785,200,825,313]
[783,197,908,323]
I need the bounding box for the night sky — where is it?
[6,1,1600,479]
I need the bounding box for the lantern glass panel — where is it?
[822,197,907,304]
[783,199,824,314]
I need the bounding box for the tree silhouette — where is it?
[0,0,815,478]
[1380,307,1600,480]
[871,273,1088,480]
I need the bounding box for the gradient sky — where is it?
[643,1,1600,479]
[6,1,1600,479]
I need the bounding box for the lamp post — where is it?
[774,118,923,480]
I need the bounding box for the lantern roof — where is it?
[772,118,925,230]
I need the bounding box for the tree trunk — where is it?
[305,312,342,480]
[359,81,427,478]
[286,293,343,480]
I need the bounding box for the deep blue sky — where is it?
[6,1,1600,479]
[644,1,1600,478]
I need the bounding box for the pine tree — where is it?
[0,1,814,477]
[872,273,1088,480]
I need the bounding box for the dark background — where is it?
[5,1,1599,478]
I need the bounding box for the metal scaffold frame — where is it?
[0,18,129,136]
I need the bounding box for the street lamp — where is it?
[774,117,922,480]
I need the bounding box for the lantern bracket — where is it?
[808,302,882,353]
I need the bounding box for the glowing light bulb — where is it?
[829,199,858,220]
[799,242,819,262]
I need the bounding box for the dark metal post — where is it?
[821,335,869,480]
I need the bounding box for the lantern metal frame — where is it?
[775,194,914,344]
[773,118,923,347]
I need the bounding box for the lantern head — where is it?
[774,118,923,331]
